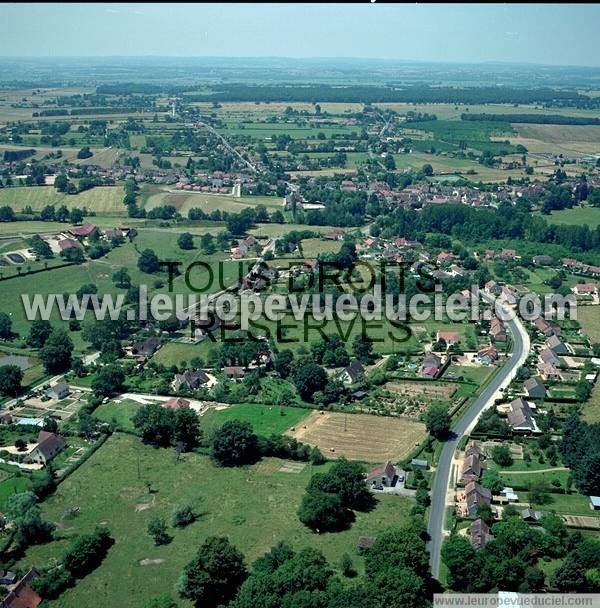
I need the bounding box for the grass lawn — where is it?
[200,403,311,436]
[498,470,571,490]
[583,381,600,424]
[520,491,598,517]
[152,341,213,367]
[18,434,412,608]
[93,399,143,432]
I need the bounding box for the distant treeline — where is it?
[94,82,588,105]
[194,84,585,105]
[462,113,600,126]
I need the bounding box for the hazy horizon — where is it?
[2,3,600,67]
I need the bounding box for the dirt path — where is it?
[500,467,569,474]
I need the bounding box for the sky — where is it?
[2,3,600,67]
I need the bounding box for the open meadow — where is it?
[17,433,412,608]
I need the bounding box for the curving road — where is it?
[427,295,530,579]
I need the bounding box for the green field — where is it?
[249,223,347,238]
[577,306,600,343]
[536,206,600,229]
[0,186,125,214]
[583,382,600,424]
[301,237,342,258]
[200,403,311,436]
[0,233,237,341]
[144,187,281,217]
[18,434,412,608]
[520,491,599,518]
[93,399,143,432]
[392,150,525,182]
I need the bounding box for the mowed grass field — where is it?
[18,434,412,608]
[288,411,426,463]
[392,150,525,183]
[583,382,600,424]
[93,399,143,432]
[576,306,600,342]
[143,187,281,217]
[200,403,311,436]
[0,186,125,214]
[537,206,600,229]
[301,238,342,258]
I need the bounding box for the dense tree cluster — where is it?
[560,414,600,495]
[298,458,375,532]
[443,510,599,592]
[184,83,586,105]
[462,113,600,126]
[372,202,600,254]
[133,402,201,450]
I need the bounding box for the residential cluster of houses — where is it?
[562,258,600,279]
[28,223,134,259]
[176,171,260,193]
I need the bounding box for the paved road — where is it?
[427,296,530,578]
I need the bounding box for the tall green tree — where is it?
[178,536,247,608]
[39,329,73,373]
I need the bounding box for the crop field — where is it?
[386,381,457,400]
[216,122,360,141]
[506,124,600,157]
[17,434,412,608]
[0,186,125,214]
[288,411,426,462]
[191,101,362,117]
[200,403,311,436]
[378,103,600,121]
[405,119,516,154]
[143,188,281,216]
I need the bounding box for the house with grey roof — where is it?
[46,382,70,400]
[523,377,546,400]
[507,398,539,434]
[25,431,66,466]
